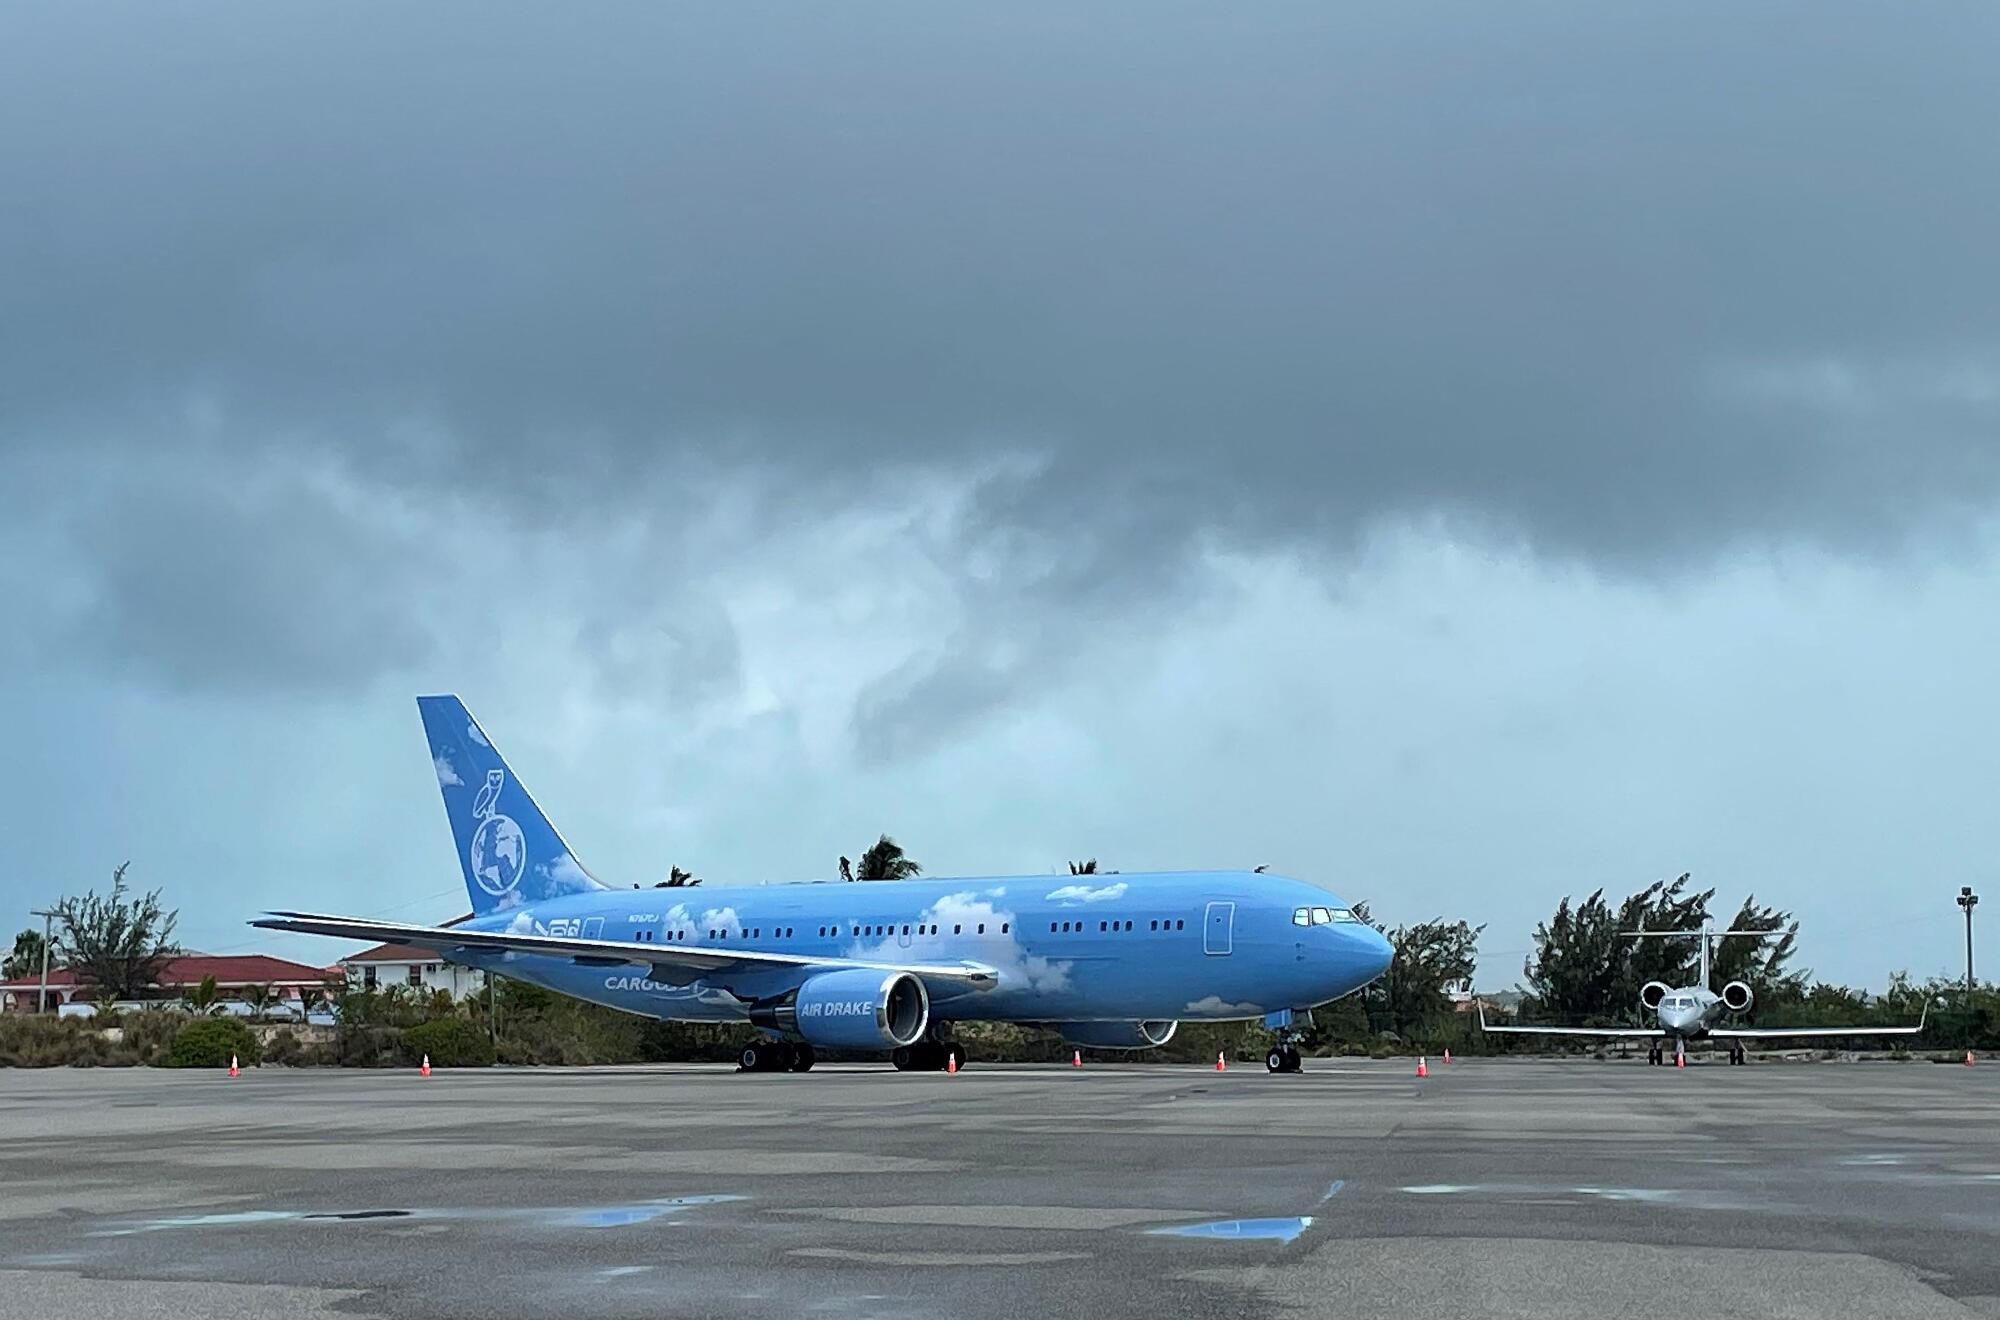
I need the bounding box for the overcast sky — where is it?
[3,3,1995,990]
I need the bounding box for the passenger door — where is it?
[1203,901,1235,956]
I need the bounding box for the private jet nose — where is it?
[1661,1004,1700,1033]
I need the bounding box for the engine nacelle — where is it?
[1720,980,1754,1014]
[1054,1020,1179,1050]
[750,969,930,1050]
[1640,981,1671,1012]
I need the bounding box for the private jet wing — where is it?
[1476,1006,1662,1039]
[252,911,1000,988]
[1709,1002,1928,1040]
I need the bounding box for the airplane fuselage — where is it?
[1654,986,1725,1039]
[452,870,1389,1027]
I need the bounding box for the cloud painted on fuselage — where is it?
[1046,882,1127,905]
[844,889,1071,995]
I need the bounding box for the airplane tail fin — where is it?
[418,695,607,915]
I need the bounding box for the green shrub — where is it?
[262,1028,303,1065]
[402,1018,496,1068]
[335,1025,404,1067]
[166,1017,260,1068]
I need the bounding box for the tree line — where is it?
[10,857,1996,1061]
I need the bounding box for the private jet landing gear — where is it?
[1727,1043,1746,1066]
[737,1040,816,1073]
[891,1040,967,1072]
[1265,1046,1302,1074]
[1647,1044,1664,1066]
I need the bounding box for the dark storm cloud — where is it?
[4,2,1999,700]
[45,464,439,694]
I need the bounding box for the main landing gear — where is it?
[891,1041,968,1072]
[1265,1046,1303,1074]
[1726,1043,1747,1066]
[738,1040,816,1073]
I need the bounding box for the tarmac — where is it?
[2,1057,1997,1319]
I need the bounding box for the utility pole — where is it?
[1958,887,1979,996]
[28,907,55,1015]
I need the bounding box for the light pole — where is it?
[28,907,56,1015]
[1958,887,1979,997]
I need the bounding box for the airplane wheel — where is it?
[891,1046,915,1071]
[739,1042,773,1072]
[790,1043,816,1072]
[1266,1050,1286,1073]
[1284,1047,1303,1073]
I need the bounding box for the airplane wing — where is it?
[1476,1005,1660,1039]
[252,911,1000,988]
[1709,1002,1928,1040]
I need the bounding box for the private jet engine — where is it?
[1640,981,1672,1013]
[749,969,930,1050]
[1054,1021,1179,1050]
[1720,980,1754,1014]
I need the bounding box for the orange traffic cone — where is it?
[1071,1049,1082,1068]
[1675,1050,1685,1069]
[1443,1049,1452,1065]
[420,1053,432,1078]
[946,1052,958,1075]
[227,1054,240,1078]
[1216,1051,1227,1072]
[1966,1050,1976,1067]
[1416,1055,1428,1078]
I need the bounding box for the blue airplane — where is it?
[254,696,1393,1073]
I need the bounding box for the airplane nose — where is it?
[1356,925,1394,981]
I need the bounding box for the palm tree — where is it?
[1069,859,1098,875]
[854,835,922,881]
[240,982,275,1021]
[186,974,222,1016]
[656,866,700,888]
[3,927,46,980]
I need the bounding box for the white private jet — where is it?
[1480,927,1929,1066]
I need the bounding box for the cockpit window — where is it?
[1327,907,1359,923]
[1292,907,1311,926]
[1298,905,1363,926]
[1310,907,1333,925]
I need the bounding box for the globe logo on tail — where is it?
[469,769,526,897]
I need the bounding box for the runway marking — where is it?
[789,1248,1092,1266]
[1148,1216,1314,1243]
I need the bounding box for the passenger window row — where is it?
[1049,919,1187,934]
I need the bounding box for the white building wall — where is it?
[346,959,485,999]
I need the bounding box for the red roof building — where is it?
[0,953,336,1013]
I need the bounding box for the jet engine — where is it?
[1720,980,1754,1014]
[1640,981,1671,1012]
[749,969,930,1050]
[1054,1020,1179,1050]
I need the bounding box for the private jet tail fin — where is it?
[418,695,606,915]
